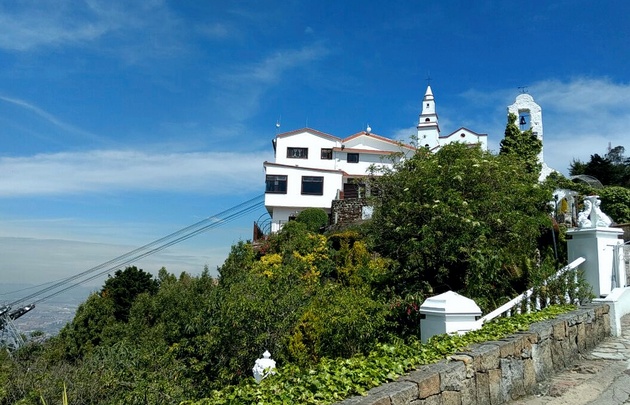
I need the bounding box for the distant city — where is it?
[1,284,94,337]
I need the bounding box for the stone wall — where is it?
[337,303,610,405]
[330,198,369,228]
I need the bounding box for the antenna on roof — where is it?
[275,116,281,135]
[366,123,372,134]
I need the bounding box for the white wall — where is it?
[265,164,342,225]
[274,130,339,170]
[266,129,414,232]
[438,128,488,151]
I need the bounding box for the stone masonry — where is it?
[336,303,610,405]
[330,198,370,228]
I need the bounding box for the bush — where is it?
[295,208,329,233]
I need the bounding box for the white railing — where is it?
[475,257,586,327]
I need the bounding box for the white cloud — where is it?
[214,44,329,121]
[0,0,184,60]
[0,1,120,51]
[0,95,107,144]
[531,78,630,114]
[0,149,271,197]
[526,78,630,175]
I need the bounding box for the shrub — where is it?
[296,208,329,233]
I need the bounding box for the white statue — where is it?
[577,196,613,229]
[252,350,276,383]
[593,197,613,227]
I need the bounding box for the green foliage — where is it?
[296,208,329,233]
[185,305,575,405]
[2,142,590,404]
[570,145,630,187]
[55,292,118,360]
[545,172,630,224]
[102,266,159,322]
[288,284,390,364]
[499,112,543,175]
[217,241,256,286]
[599,186,630,223]
[367,143,553,310]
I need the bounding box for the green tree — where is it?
[368,143,553,310]
[599,186,630,224]
[295,207,329,233]
[569,145,629,187]
[54,292,118,360]
[102,266,159,322]
[499,112,543,175]
[288,284,389,364]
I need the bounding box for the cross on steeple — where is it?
[426,73,432,86]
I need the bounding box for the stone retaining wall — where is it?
[337,303,611,405]
[330,198,369,228]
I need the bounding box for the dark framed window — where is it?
[265,175,287,194]
[347,153,359,163]
[320,148,333,160]
[287,147,308,159]
[301,176,324,195]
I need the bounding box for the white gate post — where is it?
[419,291,482,343]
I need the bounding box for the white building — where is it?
[263,86,488,233]
[263,127,415,232]
[417,86,488,152]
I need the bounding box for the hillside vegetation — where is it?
[0,143,596,404]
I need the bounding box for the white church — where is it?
[262,86,551,233]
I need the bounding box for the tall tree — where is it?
[499,112,543,175]
[102,266,159,322]
[569,145,629,186]
[368,143,553,309]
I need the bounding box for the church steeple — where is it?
[416,85,440,149]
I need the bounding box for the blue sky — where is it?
[1,0,630,289]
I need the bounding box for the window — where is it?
[347,153,359,163]
[265,175,287,194]
[301,176,323,195]
[320,148,333,160]
[287,147,308,159]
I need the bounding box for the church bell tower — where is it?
[416,85,440,149]
[507,93,544,163]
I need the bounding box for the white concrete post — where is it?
[419,291,482,343]
[252,350,276,383]
[567,227,625,298]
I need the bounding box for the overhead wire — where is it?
[8,194,265,308]
[32,197,264,304]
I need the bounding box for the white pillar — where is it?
[567,227,625,297]
[419,291,482,343]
